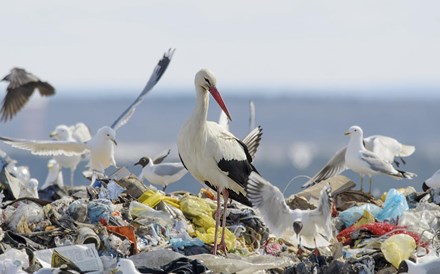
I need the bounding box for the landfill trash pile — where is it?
[1,150,440,274]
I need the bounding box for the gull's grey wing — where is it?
[359,150,397,175]
[111,49,175,130]
[303,146,347,188]
[246,172,294,236]
[242,126,263,159]
[1,68,55,122]
[309,184,333,237]
[249,100,256,131]
[0,136,88,156]
[153,149,171,164]
[154,163,186,176]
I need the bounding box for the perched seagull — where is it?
[40,159,64,190]
[343,125,416,193]
[115,259,141,274]
[1,68,55,122]
[177,68,259,255]
[0,49,175,183]
[49,123,92,187]
[134,154,188,191]
[422,169,440,192]
[247,172,333,252]
[398,259,440,274]
[304,133,415,189]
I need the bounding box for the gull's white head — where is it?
[47,159,60,172]
[50,125,70,141]
[28,178,39,191]
[116,259,138,273]
[344,125,363,137]
[97,126,117,146]
[195,68,231,121]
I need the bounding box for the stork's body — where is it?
[177,69,256,255]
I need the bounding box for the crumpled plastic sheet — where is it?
[381,234,416,268]
[129,200,173,226]
[0,248,29,274]
[189,254,295,274]
[6,202,44,231]
[338,188,409,228]
[399,202,440,241]
[99,180,126,200]
[87,199,114,224]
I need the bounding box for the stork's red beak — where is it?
[209,86,232,121]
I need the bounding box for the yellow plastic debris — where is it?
[196,227,236,251]
[180,195,236,250]
[138,189,180,208]
[353,210,375,228]
[381,234,416,268]
[180,195,216,229]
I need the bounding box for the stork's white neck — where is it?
[189,86,209,128]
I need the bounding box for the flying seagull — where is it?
[1,68,55,122]
[304,132,415,189]
[246,172,334,253]
[0,49,175,183]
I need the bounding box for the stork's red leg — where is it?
[217,189,229,254]
[213,187,222,255]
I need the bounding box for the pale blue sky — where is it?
[1,0,440,97]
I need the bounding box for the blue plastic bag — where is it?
[339,203,382,227]
[376,188,409,223]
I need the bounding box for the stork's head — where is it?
[344,125,363,137]
[97,126,117,146]
[50,124,70,141]
[195,69,231,121]
[134,157,151,168]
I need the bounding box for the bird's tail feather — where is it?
[399,144,415,157]
[394,169,417,179]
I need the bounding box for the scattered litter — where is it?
[2,147,440,274]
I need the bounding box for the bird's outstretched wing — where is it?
[71,122,92,143]
[246,172,294,236]
[218,110,230,131]
[1,68,55,122]
[303,146,347,188]
[0,136,88,156]
[309,184,333,237]
[242,126,263,159]
[152,149,171,164]
[249,100,256,131]
[111,49,175,130]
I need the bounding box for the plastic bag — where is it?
[128,201,173,226]
[339,203,382,227]
[376,188,409,223]
[381,234,416,268]
[0,248,29,273]
[7,202,44,231]
[87,199,114,224]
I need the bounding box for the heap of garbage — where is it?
[1,150,440,274]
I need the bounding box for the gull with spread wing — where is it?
[304,127,415,192]
[247,171,334,253]
[0,49,175,184]
[1,68,55,122]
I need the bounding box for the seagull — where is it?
[422,169,440,192]
[49,123,92,187]
[304,133,415,189]
[0,49,175,183]
[1,68,55,122]
[398,259,440,274]
[134,153,188,191]
[40,159,64,190]
[343,125,416,193]
[115,258,141,274]
[246,172,333,253]
[177,68,259,255]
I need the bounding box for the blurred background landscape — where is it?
[1,0,440,196]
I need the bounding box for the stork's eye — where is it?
[204,77,211,86]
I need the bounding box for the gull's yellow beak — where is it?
[344,131,350,136]
[50,131,57,138]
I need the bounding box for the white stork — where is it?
[177,68,258,255]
